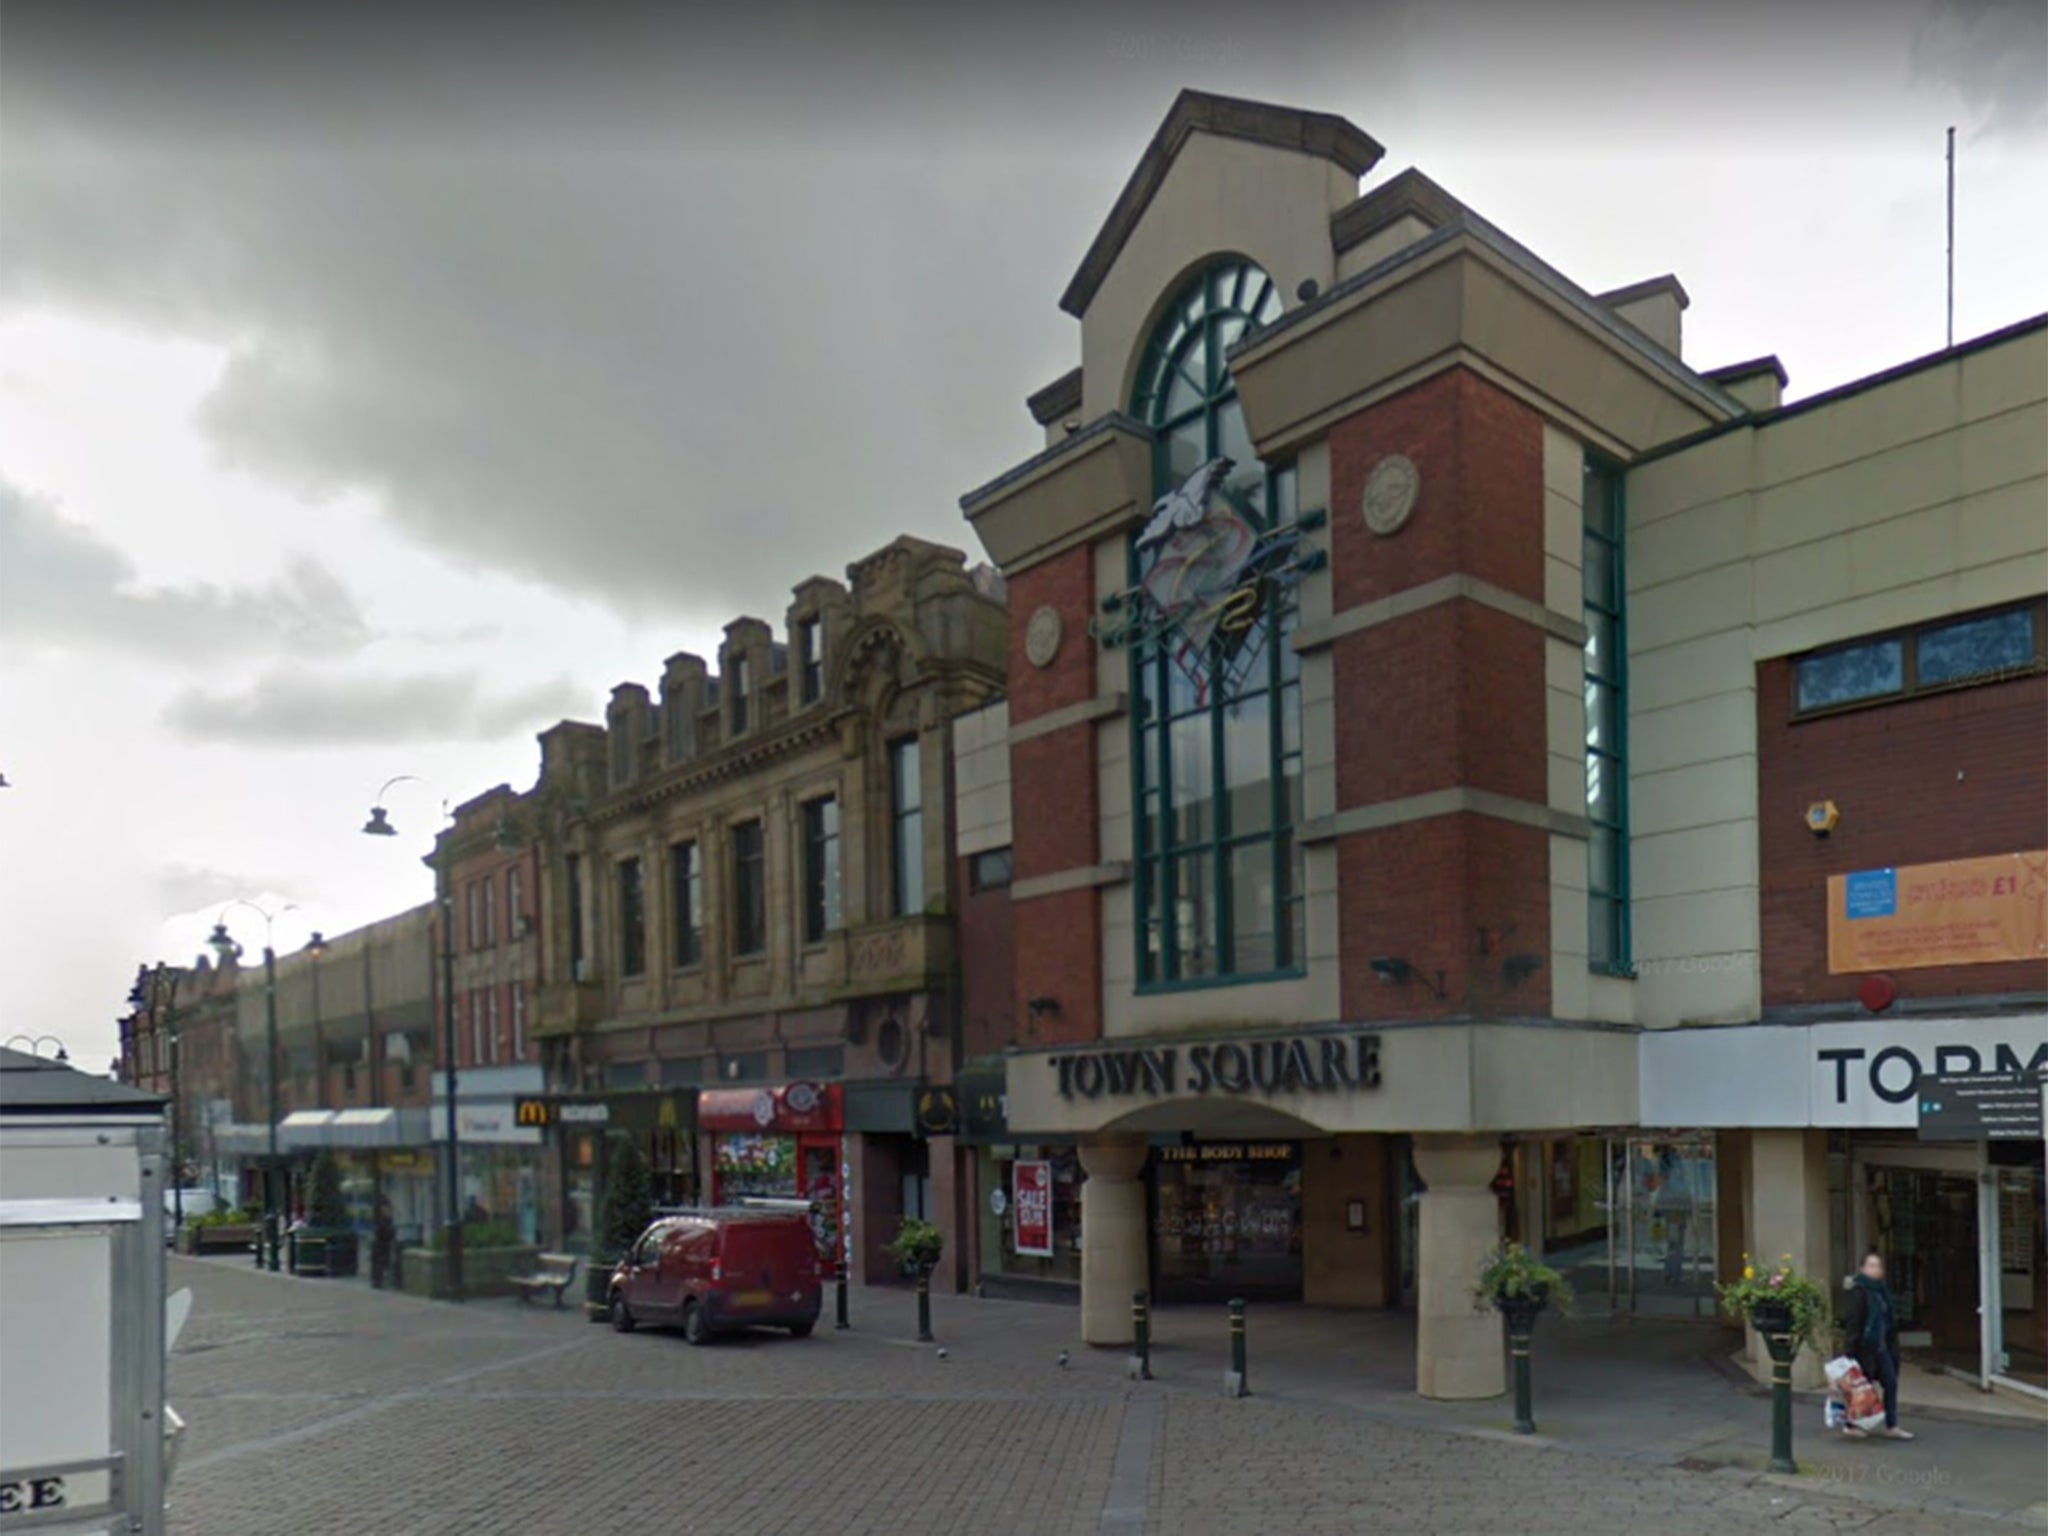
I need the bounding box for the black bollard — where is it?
[916,1265,934,1343]
[1225,1298,1248,1397]
[835,1261,850,1331]
[1509,1327,1536,1434]
[1764,1328,1798,1474]
[1130,1290,1153,1381]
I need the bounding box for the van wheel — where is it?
[609,1293,636,1333]
[681,1301,709,1346]
[788,1320,815,1339]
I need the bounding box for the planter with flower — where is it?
[1473,1241,1572,1330]
[1718,1254,1827,1353]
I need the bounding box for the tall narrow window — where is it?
[803,797,842,942]
[511,984,527,1061]
[465,882,480,951]
[799,619,825,704]
[506,865,523,935]
[618,856,646,978]
[1583,455,1630,974]
[670,840,703,967]
[665,689,695,761]
[481,875,496,947]
[733,821,766,955]
[890,738,924,917]
[468,992,483,1067]
[729,652,751,735]
[485,987,501,1064]
[567,854,586,979]
[1128,259,1303,985]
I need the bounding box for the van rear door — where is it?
[718,1220,809,1311]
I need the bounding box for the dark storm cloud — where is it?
[0,2,1376,621]
[162,666,586,746]
[0,478,373,660]
[1911,1,2048,134]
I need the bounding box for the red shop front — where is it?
[699,1083,844,1263]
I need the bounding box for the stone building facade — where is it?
[531,535,1007,1282]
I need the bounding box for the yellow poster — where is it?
[1827,851,2048,973]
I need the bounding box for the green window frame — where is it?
[1582,455,1631,976]
[1129,259,1304,989]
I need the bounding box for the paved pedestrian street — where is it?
[166,1258,2044,1536]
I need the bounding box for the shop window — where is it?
[732,821,766,955]
[803,796,842,942]
[969,846,1013,892]
[670,840,703,968]
[798,617,825,704]
[890,737,924,916]
[658,1056,703,1087]
[1583,455,1631,976]
[977,1146,1083,1285]
[1152,1142,1303,1303]
[1128,259,1302,987]
[785,1045,844,1080]
[1794,601,2043,715]
[605,1060,647,1091]
[716,1050,768,1083]
[617,856,647,978]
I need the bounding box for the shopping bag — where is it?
[1823,1397,1846,1430]
[1823,1356,1858,1387]
[1832,1363,1886,1431]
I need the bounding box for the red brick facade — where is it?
[1006,544,1107,1044]
[1758,655,2048,1007]
[1328,369,1555,1018]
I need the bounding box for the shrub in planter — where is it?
[887,1216,945,1276]
[1718,1253,1828,1352]
[1472,1240,1573,1316]
[585,1137,654,1318]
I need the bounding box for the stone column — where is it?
[1079,1136,1149,1346]
[1744,1128,1831,1390]
[1414,1134,1506,1400]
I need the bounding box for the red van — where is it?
[606,1209,821,1344]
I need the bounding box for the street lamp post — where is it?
[6,1035,71,1063]
[364,775,464,1302]
[209,899,295,1273]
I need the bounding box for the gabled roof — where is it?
[0,1047,162,1115]
[1060,89,1384,319]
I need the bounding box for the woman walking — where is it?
[1840,1249,1914,1440]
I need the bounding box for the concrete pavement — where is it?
[164,1256,2047,1534]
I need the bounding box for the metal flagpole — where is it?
[1945,126,1956,349]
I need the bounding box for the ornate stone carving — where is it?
[1361,453,1420,537]
[1024,605,1063,668]
[850,926,910,979]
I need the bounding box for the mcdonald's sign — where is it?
[513,1098,554,1128]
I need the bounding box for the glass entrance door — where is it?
[1615,1136,1718,1318]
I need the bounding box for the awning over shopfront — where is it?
[212,1122,270,1156]
[328,1107,431,1148]
[278,1109,336,1150]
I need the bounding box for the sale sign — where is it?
[1828,851,2048,974]
[1012,1160,1054,1257]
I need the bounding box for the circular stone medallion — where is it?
[1361,453,1421,537]
[1024,605,1064,668]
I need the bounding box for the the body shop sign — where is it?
[1012,1160,1054,1257]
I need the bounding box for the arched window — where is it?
[1129,260,1305,986]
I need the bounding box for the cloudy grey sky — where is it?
[2,0,2043,1068]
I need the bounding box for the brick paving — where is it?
[165,1257,2043,1535]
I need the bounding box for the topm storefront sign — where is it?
[1640,1015,2048,1130]
[1827,851,2048,973]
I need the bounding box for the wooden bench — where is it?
[510,1252,579,1308]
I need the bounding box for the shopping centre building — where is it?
[956,90,2045,1399]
